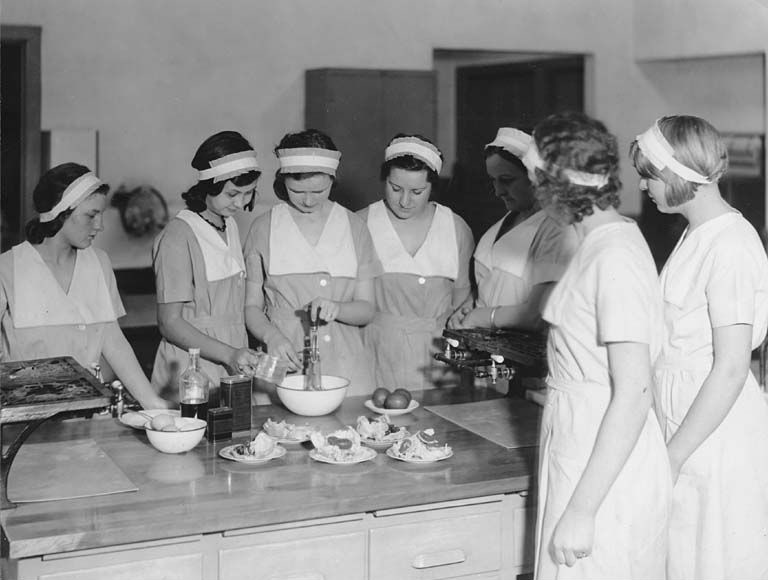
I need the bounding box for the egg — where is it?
[150,414,176,431]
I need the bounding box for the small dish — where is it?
[386,446,453,464]
[309,446,377,465]
[363,399,419,416]
[219,443,287,464]
[120,409,180,430]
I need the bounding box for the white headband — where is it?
[198,151,260,183]
[485,128,532,159]
[39,172,104,223]
[523,143,609,189]
[277,147,341,177]
[384,137,443,173]
[635,121,712,184]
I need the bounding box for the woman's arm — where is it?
[310,278,375,326]
[244,280,302,370]
[157,302,261,374]
[666,323,751,480]
[551,341,654,566]
[454,282,553,331]
[101,322,170,409]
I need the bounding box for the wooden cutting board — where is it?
[425,398,541,449]
[7,439,137,503]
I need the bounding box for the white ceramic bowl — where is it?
[276,375,349,416]
[144,417,207,454]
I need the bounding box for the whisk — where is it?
[305,306,323,390]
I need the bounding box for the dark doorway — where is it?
[447,56,585,240]
[1,26,42,252]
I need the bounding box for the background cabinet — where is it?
[305,68,437,211]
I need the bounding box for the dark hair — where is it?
[532,111,621,224]
[379,134,442,189]
[483,145,527,174]
[25,163,109,243]
[181,131,261,212]
[273,129,339,202]
[629,115,728,207]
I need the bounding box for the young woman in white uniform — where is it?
[359,135,474,390]
[152,131,263,401]
[449,128,576,330]
[0,163,167,409]
[529,113,671,579]
[244,129,378,396]
[631,115,768,579]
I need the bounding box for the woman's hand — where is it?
[228,347,264,376]
[308,298,341,323]
[550,507,595,567]
[447,304,472,329]
[452,307,487,329]
[263,329,302,371]
[139,394,174,411]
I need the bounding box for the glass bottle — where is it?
[179,348,210,419]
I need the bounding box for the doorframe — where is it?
[1,25,42,242]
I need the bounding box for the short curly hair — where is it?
[532,111,621,224]
[629,115,728,207]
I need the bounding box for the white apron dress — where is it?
[244,202,378,396]
[361,201,473,389]
[474,210,576,308]
[537,220,671,580]
[656,211,768,580]
[151,210,248,401]
[0,242,124,367]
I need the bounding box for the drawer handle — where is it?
[412,548,467,569]
[268,574,325,580]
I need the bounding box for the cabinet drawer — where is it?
[39,553,202,580]
[220,531,366,580]
[369,512,501,579]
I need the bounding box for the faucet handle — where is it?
[446,338,460,348]
[490,354,504,364]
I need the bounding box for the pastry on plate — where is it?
[388,428,451,461]
[263,418,314,441]
[234,432,277,459]
[355,415,408,443]
[310,427,363,461]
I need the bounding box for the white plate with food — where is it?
[120,409,180,430]
[386,446,453,464]
[385,429,453,463]
[356,415,409,449]
[219,443,287,464]
[309,446,377,465]
[309,427,377,464]
[261,418,314,444]
[363,399,419,416]
[219,432,287,464]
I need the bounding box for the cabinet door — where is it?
[306,68,436,212]
[220,531,366,580]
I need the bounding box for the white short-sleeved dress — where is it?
[244,202,378,396]
[0,241,125,367]
[656,211,768,579]
[360,201,474,389]
[536,220,671,580]
[151,210,249,400]
[474,210,576,308]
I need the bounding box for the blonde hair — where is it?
[630,115,728,206]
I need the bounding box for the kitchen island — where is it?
[1,387,540,580]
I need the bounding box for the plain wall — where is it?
[4,0,766,267]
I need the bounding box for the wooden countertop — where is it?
[1,388,540,561]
